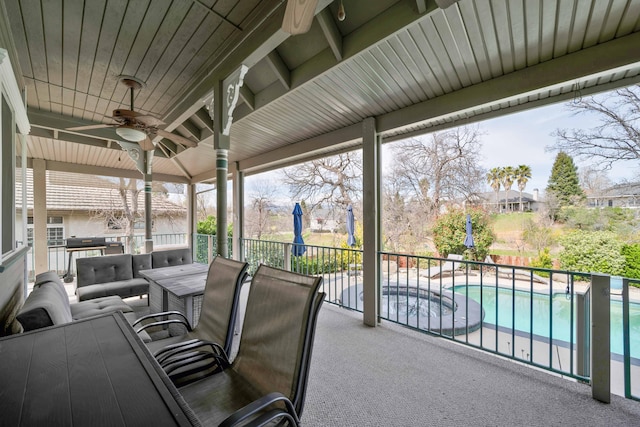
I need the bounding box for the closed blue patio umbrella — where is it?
[292,203,306,256]
[464,214,475,249]
[346,205,356,247]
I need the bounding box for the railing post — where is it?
[622,278,632,399]
[284,243,292,271]
[208,235,214,262]
[590,274,610,403]
[576,288,590,379]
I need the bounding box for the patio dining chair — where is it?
[131,256,249,361]
[162,264,325,427]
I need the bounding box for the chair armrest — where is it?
[135,319,192,334]
[219,392,300,427]
[156,340,231,386]
[132,310,191,328]
[156,339,229,366]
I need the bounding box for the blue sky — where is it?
[245,95,639,201]
[478,101,638,194]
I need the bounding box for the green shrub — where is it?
[432,208,494,261]
[558,230,625,275]
[529,247,553,277]
[621,244,640,280]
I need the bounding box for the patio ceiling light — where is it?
[116,125,147,142]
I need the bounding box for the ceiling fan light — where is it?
[115,125,147,142]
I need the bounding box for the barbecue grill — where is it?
[62,237,124,282]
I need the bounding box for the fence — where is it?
[238,238,639,401]
[28,233,188,280]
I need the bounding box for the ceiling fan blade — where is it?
[282,0,319,35]
[135,115,165,128]
[67,123,115,131]
[138,136,155,152]
[156,129,198,148]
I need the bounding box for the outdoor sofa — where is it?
[75,248,193,302]
[15,271,146,339]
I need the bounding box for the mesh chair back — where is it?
[232,265,323,410]
[194,256,248,355]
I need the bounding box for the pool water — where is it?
[452,285,640,357]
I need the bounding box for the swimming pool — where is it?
[452,285,640,357]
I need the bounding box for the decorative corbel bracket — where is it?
[116,141,153,175]
[208,64,249,136]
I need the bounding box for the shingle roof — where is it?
[16,170,185,214]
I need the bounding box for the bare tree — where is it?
[245,180,278,239]
[390,126,486,218]
[196,187,216,221]
[552,84,640,169]
[580,166,612,207]
[282,152,362,223]
[90,178,142,253]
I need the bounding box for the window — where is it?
[27,216,64,246]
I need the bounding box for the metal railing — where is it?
[238,239,639,401]
[28,233,188,279]
[241,238,363,307]
[622,278,640,401]
[194,234,233,264]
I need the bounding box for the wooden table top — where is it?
[0,312,199,426]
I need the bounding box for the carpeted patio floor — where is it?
[302,304,640,426]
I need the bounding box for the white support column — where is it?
[216,149,229,257]
[209,67,247,259]
[231,163,244,261]
[32,158,47,275]
[362,117,380,327]
[187,183,196,260]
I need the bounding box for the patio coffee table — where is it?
[140,263,209,327]
[0,312,198,426]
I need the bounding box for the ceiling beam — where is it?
[265,51,291,90]
[161,0,334,131]
[42,160,189,184]
[317,8,342,61]
[377,31,640,136]
[238,123,362,174]
[234,0,433,125]
[239,85,255,111]
[193,107,214,131]
[177,121,200,140]
[415,1,428,14]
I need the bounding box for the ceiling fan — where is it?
[67,77,197,152]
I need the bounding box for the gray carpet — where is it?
[302,304,640,427]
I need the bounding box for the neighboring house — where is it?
[309,208,340,233]
[15,170,187,249]
[587,182,640,208]
[471,189,543,212]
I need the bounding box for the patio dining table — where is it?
[0,311,199,426]
[140,263,209,327]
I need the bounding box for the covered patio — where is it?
[1,0,640,423]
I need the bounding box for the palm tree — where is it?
[487,167,502,212]
[515,164,532,212]
[500,166,516,212]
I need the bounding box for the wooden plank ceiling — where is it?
[2,0,640,183]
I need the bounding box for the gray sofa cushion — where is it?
[76,278,149,301]
[17,274,139,333]
[16,283,73,331]
[34,271,62,287]
[152,248,192,268]
[70,296,133,320]
[76,254,134,288]
[132,253,152,278]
